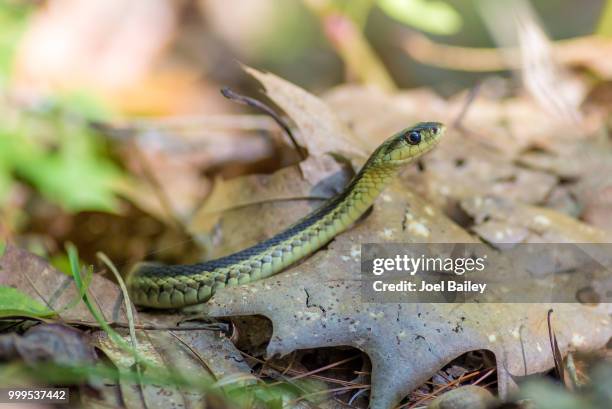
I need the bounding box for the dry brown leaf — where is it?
[0,324,96,367]
[0,245,128,323]
[461,195,612,244]
[0,245,254,409]
[323,85,450,150]
[177,74,612,409]
[92,329,254,409]
[245,66,370,164]
[515,134,612,232]
[413,131,557,208]
[189,155,352,258]
[198,180,612,409]
[323,85,612,235]
[113,115,275,223]
[324,84,599,155]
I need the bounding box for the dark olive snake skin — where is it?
[127,122,445,308]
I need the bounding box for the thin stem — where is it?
[452,81,482,130]
[220,87,306,160]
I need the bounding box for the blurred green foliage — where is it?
[0,286,56,318]
[0,102,122,212]
[256,1,324,63]
[0,2,32,85]
[232,377,329,409]
[376,0,462,35]
[0,357,332,409]
[597,0,612,36]
[0,3,122,213]
[520,364,612,409]
[332,0,377,28]
[329,0,462,34]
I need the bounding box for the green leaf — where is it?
[0,90,122,213]
[377,0,462,35]
[24,153,120,212]
[0,163,11,204]
[55,90,115,120]
[49,254,72,276]
[17,124,121,212]
[0,3,32,83]
[0,286,56,319]
[597,0,612,37]
[332,0,377,28]
[520,379,587,409]
[0,2,122,214]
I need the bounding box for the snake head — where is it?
[377,122,445,166]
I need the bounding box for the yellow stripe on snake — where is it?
[127,122,445,308]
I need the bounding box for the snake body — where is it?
[128,122,444,308]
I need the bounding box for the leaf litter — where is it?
[0,246,255,409]
[1,66,612,408]
[195,68,611,408]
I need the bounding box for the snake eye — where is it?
[406,130,421,145]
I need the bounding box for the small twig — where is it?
[165,331,216,378]
[240,350,365,387]
[452,81,482,131]
[288,384,371,406]
[400,369,485,409]
[450,82,503,153]
[279,354,360,384]
[280,351,297,376]
[67,320,228,332]
[547,309,565,382]
[220,87,306,160]
[471,367,496,386]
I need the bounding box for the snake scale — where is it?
[127,122,445,308]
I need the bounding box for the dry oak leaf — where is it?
[461,195,612,244]
[0,245,128,323]
[244,66,370,163]
[178,72,612,408]
[410,130,558,208]
[189,155,352,259]
[197,180,611,409]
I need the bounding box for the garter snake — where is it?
[128,122,445,308]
